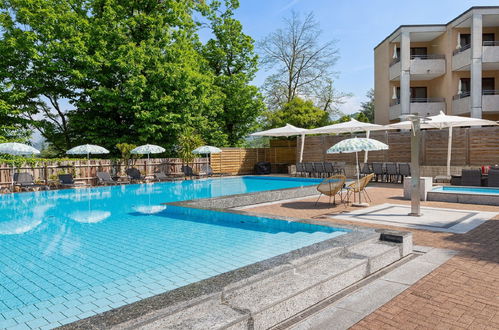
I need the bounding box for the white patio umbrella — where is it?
[425,112,497,176]
[131,144,166,176]
[192,145,222,155]
[251,124,309,162]
[66,144,109,159]
[327,137,389,206]
[66,144,109,181]
[0,142,41,189]
[308,118,390,163]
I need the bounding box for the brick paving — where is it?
[246,183,499,329]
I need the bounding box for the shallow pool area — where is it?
[0,176,349,329]
[428,185,499,206]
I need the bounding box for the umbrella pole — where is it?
[447,127,452,177]
[364,131,370,163]
[356,151,361,203]
[299,133,305,163]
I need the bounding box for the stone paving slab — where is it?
[328,203,497,233]
[287,247,456,330]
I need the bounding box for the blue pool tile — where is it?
[61,306,83,318]
[58,316,79,326]
[12,312,35,324]
[1,318,18,328]
[24,317,49,329]
[43,311,66,323]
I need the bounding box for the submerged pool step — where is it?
[124,240,407,330]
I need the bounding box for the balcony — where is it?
[453,41,499,71]
[452,91,499,115]
[482,41,499,70]
[389,98,446,120]
[389,55,446,81]
[482,90,499,114]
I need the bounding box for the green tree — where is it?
[265,97,330,129]
[202,0,265,146]
[68,0,226,154]
[177,128,204,165]
[358,89,375,123]
[116,143,138,170]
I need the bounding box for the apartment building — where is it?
[374,6,499,124]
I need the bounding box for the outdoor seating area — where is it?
[296,162,346,177]
[451,166,499,187]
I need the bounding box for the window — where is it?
[460,78,471,95]
[410,87,427,101]
[460,34,471,47]
[483,78,495,94]
[410,47,427,58]
[395,87,428,101]
[483,33,495,43]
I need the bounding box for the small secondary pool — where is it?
[428,185,499,206]
[432,186,499,195]
[0,176,347,329]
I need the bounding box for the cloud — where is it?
[339,96,362,115]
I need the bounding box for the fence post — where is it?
[466,128,471,166]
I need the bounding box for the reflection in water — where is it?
[132,205,167,215]
[68,210,112,223]
[0,204,53,235]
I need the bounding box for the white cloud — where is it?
[339,96,362,115]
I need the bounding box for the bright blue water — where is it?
[0,176,348,329]
[435,186,499,195]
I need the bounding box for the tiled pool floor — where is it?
[0,178,345,329]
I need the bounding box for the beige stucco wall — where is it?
[374,15,499,122]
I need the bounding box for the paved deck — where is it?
[245,183,499,329]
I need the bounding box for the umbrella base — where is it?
[351,202,370,207]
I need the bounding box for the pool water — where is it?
[433,186,499,195]
[0,176,347,329]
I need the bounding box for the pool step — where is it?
[123,239,409,330]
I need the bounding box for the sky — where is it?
[235,0,499,115]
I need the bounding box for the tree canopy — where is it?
[265,97,330,129]
[0,0,263,154]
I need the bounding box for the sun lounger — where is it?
[14,172,49,191]
[58,174,88,188]
[96,171,124,185]
[153,172,170,181]
[125,168,145,183]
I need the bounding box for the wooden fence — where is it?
[0,158,209,187]
[299,126,499,166]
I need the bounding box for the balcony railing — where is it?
[453,92,471,100]
[410,54,445,60]
[483,41,499,46]
[453,43,471,55]
[482,90,499,95]
[390,97,445,106]
[389,57,400,67]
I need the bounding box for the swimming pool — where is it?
[432,186,499,195]
[428,185,499,206]
[0,176,348,329]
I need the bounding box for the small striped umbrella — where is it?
[327,137,389,206]
[0,143,41,189]
[192,146,222,154]
[131,144,166,176]
[66,144,109,159]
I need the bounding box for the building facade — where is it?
[374,6,499,124]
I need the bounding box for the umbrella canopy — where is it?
[66,144,109,156]
[309,119,389,163]
[326,137,389,154]
[130,144,165,155]
[308,118,386,135]
[250,124,309,163]
[327,137,389,206]
[192,145,222,154]
[250,123,308,137]
[0,142,40,155]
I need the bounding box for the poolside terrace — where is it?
[244,182,499,329]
